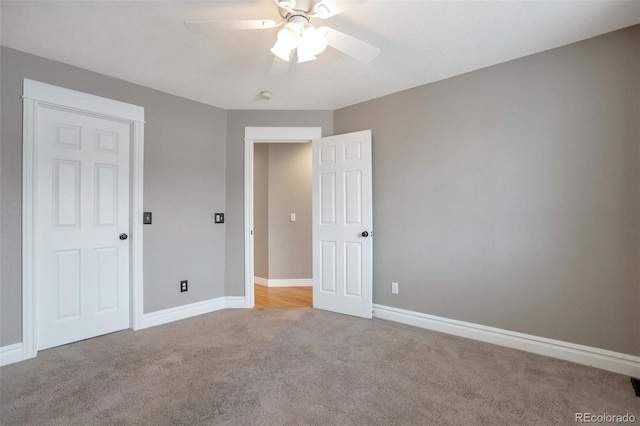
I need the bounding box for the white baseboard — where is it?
[254,276,312,287]
[1,297,247,366]
[139,296,247,330]
[0,343,24,367]
[224,296,248,309]
[373,304,640,377]
[254,276,269,286]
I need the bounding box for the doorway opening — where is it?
[245,127,322,308]
[244,127,373,317]
[253,142,313,308]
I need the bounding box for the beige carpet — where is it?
[0,308,637,425]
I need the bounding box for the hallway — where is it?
[254,285,312,308]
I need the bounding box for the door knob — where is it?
[119,233,128,240]
[361,231,369,237]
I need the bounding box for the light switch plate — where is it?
[215,213,225,224]
[143,212,152,225]
[290,213,296,222]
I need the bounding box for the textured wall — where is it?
[224,111,333,296]
[333,26,640,355]
[0,47,227,346]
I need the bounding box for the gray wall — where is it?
[334,26,640,356]
[2,25,638,358]
[253,143,313,280]
[253,143,269,278]
[0,46,227,346]
[224,111,333,296]
[267,143,312,279]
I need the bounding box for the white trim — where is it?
[373,304,640,377]
[23,79,144,123]
[139,297,246,330]
[254,276,269,287]
[254,277,312,287]
[0,343,24,367]
[244,135,254,308]
[4,297,245,365]
[224,297,248,309]
[130,121,145,331]
[245,127,321,142]
[244,127,322,309]
[22,97,37,360]
[22,79,145,359]
[267,278,313,287]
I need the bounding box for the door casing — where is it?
[22,79,145,360]
[244,127,322,308]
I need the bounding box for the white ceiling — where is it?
[1,1,638,110]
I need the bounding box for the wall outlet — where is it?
[180,280,188,292]
[391,282,399,294]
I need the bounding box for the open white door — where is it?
[312,130,372,318]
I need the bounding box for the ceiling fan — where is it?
[185,0,380,72]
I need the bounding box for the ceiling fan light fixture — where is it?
[317,26,330,37]
[276,0,296,10]
[269,16,328,63]
[313,2,330,18]
[271,39,294,61]
[301,24,328,55]
[278,23,298,45]
[271,24,297,61]
[296,44,317,63]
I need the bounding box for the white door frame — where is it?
[22,79,145,360]
[244,127,322,308]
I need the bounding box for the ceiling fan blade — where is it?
[269,56,291,75]
[321,27,380,63]
[184,19,282,32]
[313,0,368,19]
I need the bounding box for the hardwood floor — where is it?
[254,284,312,308]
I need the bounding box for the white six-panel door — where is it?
[36,106,131,350]
[312,130,373,319]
